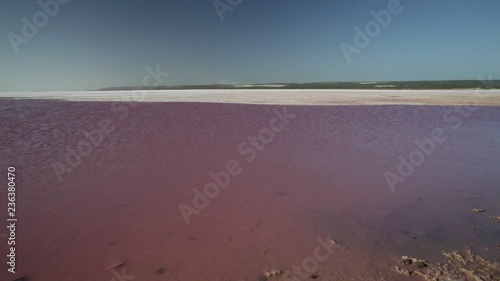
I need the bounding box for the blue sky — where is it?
[1,0,500,91]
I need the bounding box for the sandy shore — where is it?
[2,89,500,106]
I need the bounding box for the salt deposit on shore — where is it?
[1,89,500,106]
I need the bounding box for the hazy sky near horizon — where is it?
[1,0,500,91]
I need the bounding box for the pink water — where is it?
[1,100,499,281]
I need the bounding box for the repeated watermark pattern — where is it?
[178,107,296,224]
[213,0,243,21]
[340,0,406,63]
[51,65,169,182]
[7,0,72,54]
[108,266,135,281]
[280,235,338,281]
[385,75,497,192]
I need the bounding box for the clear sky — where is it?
[1,0,500,91]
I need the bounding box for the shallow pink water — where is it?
[0,100,499,281]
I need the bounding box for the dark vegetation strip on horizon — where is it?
[98,80,500,91]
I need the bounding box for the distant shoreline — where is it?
[98,80,500,91]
